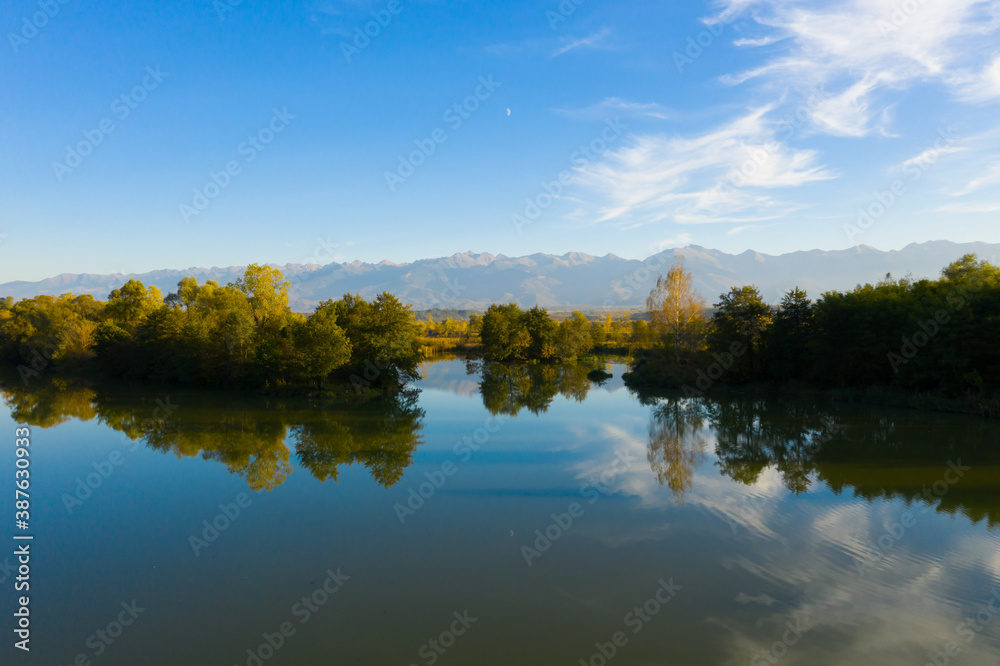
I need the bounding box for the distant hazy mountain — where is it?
[2,241,997,312]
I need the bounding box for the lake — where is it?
[2,358,999,665]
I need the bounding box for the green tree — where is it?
[320,292,422,392]
[0,294,103,371]
[466,313,483,343]
[707,286,773,381]
[766,287,814,381]
[524,306,558,359]
[556,311,594,359]
[590,319,607,349]
[92,322,133,374]
[289,308,351,388]
[479,303,531,362]
[165,276,204,310]
[628,319,655,356]
[231,264,290,329]
[941,253,1000,284]
[105,280,163,331]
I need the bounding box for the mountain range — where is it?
[2,241,997,312]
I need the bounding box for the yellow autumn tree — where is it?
[646,258,706,363]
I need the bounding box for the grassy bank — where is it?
[418,336,480,354]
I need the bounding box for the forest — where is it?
[0,264,422,394]
[2,254,997,406]
[625,253,1000,404]
[466,254,1000,407]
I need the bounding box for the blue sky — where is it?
[1,0,999,282]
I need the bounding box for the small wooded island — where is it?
[0,264,421,394]
[1,255,997,414]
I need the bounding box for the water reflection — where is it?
[469,360,597,416]
[464,363,1000,525]
[2,362,999,665]
[0,377,98,426]
[144,409,294,492]
[646,398,709,502]
[3,369,999,529]
[670,392,1000,526]
[293,391,424,487]
[0,378,424,491]
[705,397,838,493]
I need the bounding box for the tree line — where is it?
[4,254,996,401]
[473,304,656,361]
[470,252,999,403]
[629,254,1000,402]
[0,264,422,393]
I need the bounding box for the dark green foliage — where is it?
[288,308,351,389]
[809,255,1000,394]
[626,254,1000,401]
[706,285,773,382]
[292,390,424,487]
[0,377,425,491]
[479,303,532,361]
[766,287,814,381]
[525,306,558,359]
[587,367,613,384]
[320,292,423,392]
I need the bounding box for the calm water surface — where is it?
[2,358,999,665]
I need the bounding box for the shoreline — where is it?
[621,365,999,419]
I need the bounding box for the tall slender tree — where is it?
[646,258,707,363]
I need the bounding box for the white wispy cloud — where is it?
[885,124,1000,205]
[653,233,695,250]
[936,202,1000,214]
[570,106,836,229]
[726,222,783,235]
[902,145,967,168]
[951,161,1000,195]
[956,54,1000,102]
[554,97,671,120]
[714,0,1000,136]
[552,28,612,57]
[483,27,613,59]
[733,36,782,47]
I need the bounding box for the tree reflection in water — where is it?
[635,388,1000,526]
[0,378,424,492]
[3,371,998,527]
[470,360,597,417]
[646,398,708,502]
[293,389,424,488]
